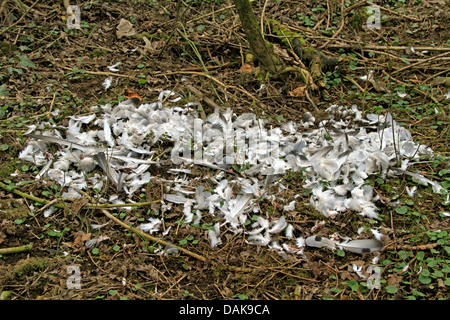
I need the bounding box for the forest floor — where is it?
[0,0,449,301]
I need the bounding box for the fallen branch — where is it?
[0,243,33,255]
[99,208,207,263]
[0,180,160,210]
[325,44,450,52]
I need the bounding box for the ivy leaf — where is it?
[416,251,425,261]
[0,84,9,96]
[386,285,398,294]
[347,280,359,291]
[18,55,36,68]
[395,206,408,215]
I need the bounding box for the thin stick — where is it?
[312,40,450,52]
[0,181,161,210]
[99,208,207,263]
[366,0,421,22]
[260,0,270,36]
[163,70,263,108]
[304,88,320,113]
[58,65,133,79]
[186,0,258,24]
[0,0,41,35]
[319,0,346,49]
[391,51,450,75]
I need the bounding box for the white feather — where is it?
[140,218,162,234]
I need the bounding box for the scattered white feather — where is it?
[140,218,162,234]
[268,216,287,234]
[283,200,296,212]
[102,76,113,90]
[444,91,450,100]
[208,222,222,248]
[107,62,121,72]
[43,206,56,218]
[406,186,417,197]
[19,90,446,256]
[352,264,367,279]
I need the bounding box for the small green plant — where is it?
[292,13,317,27]
[179,234,198,246]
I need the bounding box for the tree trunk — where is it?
[233,0,338,88]
[232,0,281,77]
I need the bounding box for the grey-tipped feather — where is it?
[338,239,383,254]
[305,236,336,250]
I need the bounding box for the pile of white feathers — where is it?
[19,90,445,254]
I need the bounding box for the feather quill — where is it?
[93,152,120,187]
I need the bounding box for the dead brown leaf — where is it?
[288,86,306,97]
[241,63,253,73]
[73,231,91,247]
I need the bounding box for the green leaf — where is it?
[14,218,25,224]
[398,250,410,259]
[18,55,36,68]
[416,251,425,261]
[444,278,450,286]
[108,289,117,296]
[442,264,450,273]
[19,45,31,51]
[418,273,431,284]
[0,84,9,96]
[47,230,61,237]
[414,292,426,300]
[92,248,99,254]
[395,206,408,215]
[431,270,444,278]
[347,280,359,291]
[386,285,398,294]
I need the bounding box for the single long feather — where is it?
[338,239,383,254]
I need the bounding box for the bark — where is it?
[232,0,281,77]
[233,0,339,88]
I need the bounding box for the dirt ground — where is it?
[0,0,449,300]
